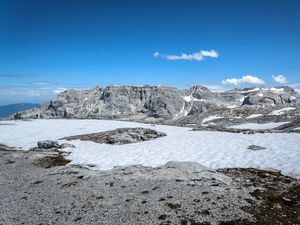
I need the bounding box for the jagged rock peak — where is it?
[192,85,211,92]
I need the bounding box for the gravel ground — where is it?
[0,146,299,225]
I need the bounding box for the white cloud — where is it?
[272,75,288,84]
[30,82,50,85]
[222,75,265,86]
[153,52,160,58]
[0,85,71,105]
[200,50,219,58]
[153,50,219,61]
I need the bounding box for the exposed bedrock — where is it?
[7,85,300,126]
[61,127,167,144]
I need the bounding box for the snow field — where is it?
[0,119,299,178]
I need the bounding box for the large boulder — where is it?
[31,141,75,152]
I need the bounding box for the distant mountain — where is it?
[6,85,300,127]
[0,103,41,120]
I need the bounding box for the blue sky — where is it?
[0,0,300,105]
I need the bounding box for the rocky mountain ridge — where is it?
[8,85,300,127]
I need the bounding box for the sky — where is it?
[0,0,300,105]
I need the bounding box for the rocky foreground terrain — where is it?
[7,85,300,131]
[0,146,299,225]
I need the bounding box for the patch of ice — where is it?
[258,93,263,97]
[227,105,238,109]
[0,119,299,178]
[202,115,223,123]
[239,87,285,94]
[269,107,296,116]
[174,102,189,118]
[183,96,192,102]
[229,122,290,130]
[239,88,260,93]
[183,95,203,102]
[247,114,263,119]
[270,87,284,94]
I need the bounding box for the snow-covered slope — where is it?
[0,119,299,178]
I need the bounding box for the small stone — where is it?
[247,145,266,151]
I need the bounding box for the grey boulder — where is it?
[37,140,61,149]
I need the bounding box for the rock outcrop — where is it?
[30,140,75,152]
[61,127,166,144]
[241,86,298,106]
[9,86,184,120]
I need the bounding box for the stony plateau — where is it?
[1,147,299,225]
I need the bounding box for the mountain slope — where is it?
[7,85,300,126]
[0,103,41,120]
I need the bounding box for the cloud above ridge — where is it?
[222,75,265,86]
[272,75,288,84]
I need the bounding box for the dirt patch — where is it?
[218,168,300,225]
[34,154,71,168]
[166,202,181,209]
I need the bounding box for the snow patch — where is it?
[258,93,263,97]
[227,104,239,109]
[247,114,263,119]
[239,88,260,93]
[183,95,203,102]
[269,107,296,116]
[183,96,193,102]
[202,115,223,123]
[269,87,284,94]
[238,87,285,94]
